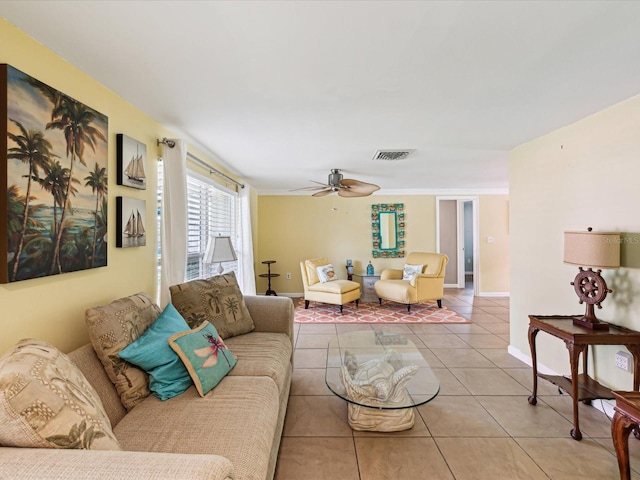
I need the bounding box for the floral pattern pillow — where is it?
[316,264,337,283]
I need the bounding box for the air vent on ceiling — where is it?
[372,149,415,161]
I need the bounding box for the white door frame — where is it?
[436,196,479,296]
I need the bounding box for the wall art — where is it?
[1,64,109,283]
[116,196,146,248]
[116,133,146,189]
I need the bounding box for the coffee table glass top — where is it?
[325,330,440,409]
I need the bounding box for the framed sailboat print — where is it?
[116,134,146,189]
[116,197,146,248]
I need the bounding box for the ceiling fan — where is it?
[293,169,380,197]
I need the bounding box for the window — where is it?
[157,162,239,284]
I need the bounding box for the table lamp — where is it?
[564,228,620,330]
[204,235,237,275]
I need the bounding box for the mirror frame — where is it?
[371,203,405,258]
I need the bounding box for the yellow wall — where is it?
[0,19,237,354]
[256,194,509,296]
[509,92,640,391]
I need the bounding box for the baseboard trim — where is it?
[477,292,510,298]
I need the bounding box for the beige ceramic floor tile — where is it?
[478,305,510,315]
[539,394,613,438]
[594,436,640,477]
[415,333,470,349]
[418,395,508,437]
[293,348,328,369]
[455,333,508,349]
[436,437,548,480]
[371,324,414,334]
[432,348,495,368]
[516,437,637,479]
[408,324,451,334]
[477,348,528,368]
[417,348,446,368]
[503,368,561,396]
[275,437,359,480]
[443,323,491,334]
[424,368,471,396]
[290,368,329,396]
[283,395,352,437]
[295,334,336,349]
[298,324,337,335]
[476,395,573,438]
[336,324,373,334]
[467,313,504,323]
[479,322,510,334]
[449,368,530,395]
[355,437,454,480]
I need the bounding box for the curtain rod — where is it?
[157,137,245,189]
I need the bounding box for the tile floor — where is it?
[275,287,640,480]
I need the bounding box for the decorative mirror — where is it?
[371,203,405,258]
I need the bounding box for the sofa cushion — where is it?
[170,272,255,339]
[0,339,121,451]
[223,332,292,395]
[114,376,280,480]
[118,304,193,401]
[85,292,161,410]
[402,263,424,281]
[169,322,237,396]
[304,258,328,286]
[316,264,337,283]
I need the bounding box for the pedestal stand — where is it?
[259,260,279,296]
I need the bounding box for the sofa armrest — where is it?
[380,269,403,280]
[244,295,294,338]
[0,448,234,480]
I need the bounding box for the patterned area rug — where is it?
[294,299,470,324]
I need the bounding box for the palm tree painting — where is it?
[1,64,108,282]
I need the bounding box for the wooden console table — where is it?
[528,315,640,441]
[612,391,640,480]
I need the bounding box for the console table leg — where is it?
[527,325,539,405]
[612,411,635,480]
[567,342,585,441]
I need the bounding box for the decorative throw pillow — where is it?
[316,264,337,283]
[85,292,161,410]
[0,339,121,451]
[305,258,329,286]
[402,264,424,281]
[169,322,237,397]
[169,271,254,339]
[118,304,193,401]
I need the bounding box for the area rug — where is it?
[294,299,470,324]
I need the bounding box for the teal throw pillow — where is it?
[118,304,193,400]
[168,321,237,397]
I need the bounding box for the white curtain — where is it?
[237,184,256,294]
[160,139,188,307]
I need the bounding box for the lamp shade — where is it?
[563,231,620,269]
[203,236,237,265]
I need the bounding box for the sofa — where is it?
[0,292,294,480]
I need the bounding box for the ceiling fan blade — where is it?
[341,178,380,194]
[289,185,327,191]
[312,188,334,197]
[337,188,370,197]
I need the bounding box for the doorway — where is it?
[436,196,478,295]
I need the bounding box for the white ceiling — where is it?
[3,1,640,194]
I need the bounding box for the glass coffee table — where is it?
[325,330,440,432]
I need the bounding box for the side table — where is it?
[527,315,640,440]
[353,273,381,303]
[259,260,279,296]
[612,390,640,480]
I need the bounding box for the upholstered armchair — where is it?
[374,252,449,311]
[299,258,360,312]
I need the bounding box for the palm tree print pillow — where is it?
[0,339,121,450]
[169,321,237,396]
[169,272,255,339]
